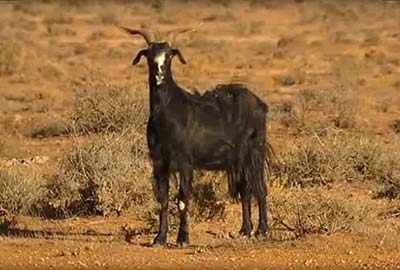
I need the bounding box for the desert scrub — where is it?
[376,179,400,200]
[191,171,227,222]
[35,133,152,218]
[271,86,356,134]
[23,114,69,138]
[273,130,400,187]
[0,165,42,214]
[145,171,227,232]
[43,11,73,25]
[70,74,147,134]
[269,187,372,239]
[0,37,22,76]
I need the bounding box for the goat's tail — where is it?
[227,133,273,201]
[265,140,275,180]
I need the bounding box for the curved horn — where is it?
[167,22,204,42]
[115,23,152,45]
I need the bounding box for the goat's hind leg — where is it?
[255,190,268,236]
[152,164,170,246]
[239,182,253,237]
[249,140,268,237]
[177,165,193,247]
[254,160,268,236]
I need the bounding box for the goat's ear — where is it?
[171,49,187,64]
[132,49,148,65]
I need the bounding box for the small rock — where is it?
[32,155,50,164]
[60,250,71,257]
[305,259,313,266]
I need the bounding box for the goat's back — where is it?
[202,83,268,125]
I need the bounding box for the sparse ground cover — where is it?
[0,1,400,269]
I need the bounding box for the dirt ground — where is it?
[0,211,399,270]
[0,1,400,269]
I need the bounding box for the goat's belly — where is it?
[194,161,227,171]
[192,144,233,171]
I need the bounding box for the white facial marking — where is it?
[154,52,166,86]
[178,201,185,211]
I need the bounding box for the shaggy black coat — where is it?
[132,42,272,247]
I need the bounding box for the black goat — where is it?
[117,24,273,247]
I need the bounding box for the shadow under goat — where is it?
[117,24,273,247]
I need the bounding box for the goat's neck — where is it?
[148,61,179,115]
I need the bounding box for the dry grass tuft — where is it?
[192,171,227,222]
[70,74,147,135]
[272,86,357,134]
[145,171,227,231]
[269,187,372,239]
[391,119,400,133]
[38,62,63,80]
[273,130,400,187]
[95,12,117,25]
[34,133,152,218]
[43,12,73,25]
[0,37,23,76]
[0,165,42,215]
[24,114,69,138]
[0,214,18,233]
[376,179,400,200]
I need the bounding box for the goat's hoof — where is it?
[239,226,252,237]
[177,241,188,248]
[255,228,267,238]
[152,235,167,247]
[177,232,189,248]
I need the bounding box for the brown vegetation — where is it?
[0,1,399,269]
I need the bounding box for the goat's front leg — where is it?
[153,165,170,246]
[177,165,193,247]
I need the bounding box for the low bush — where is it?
[70,75,146,135]
[0,37,22,76]
[273,130,399,187]
[376,179,400,200]
[34,133,152,218]
[271,86,356,134]
[24,114,69,138]
[0,165,41,215]
[269,187,372,239]
[191,171,227,222]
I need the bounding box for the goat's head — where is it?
[131,42,187,70]
[115,23,203,67]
